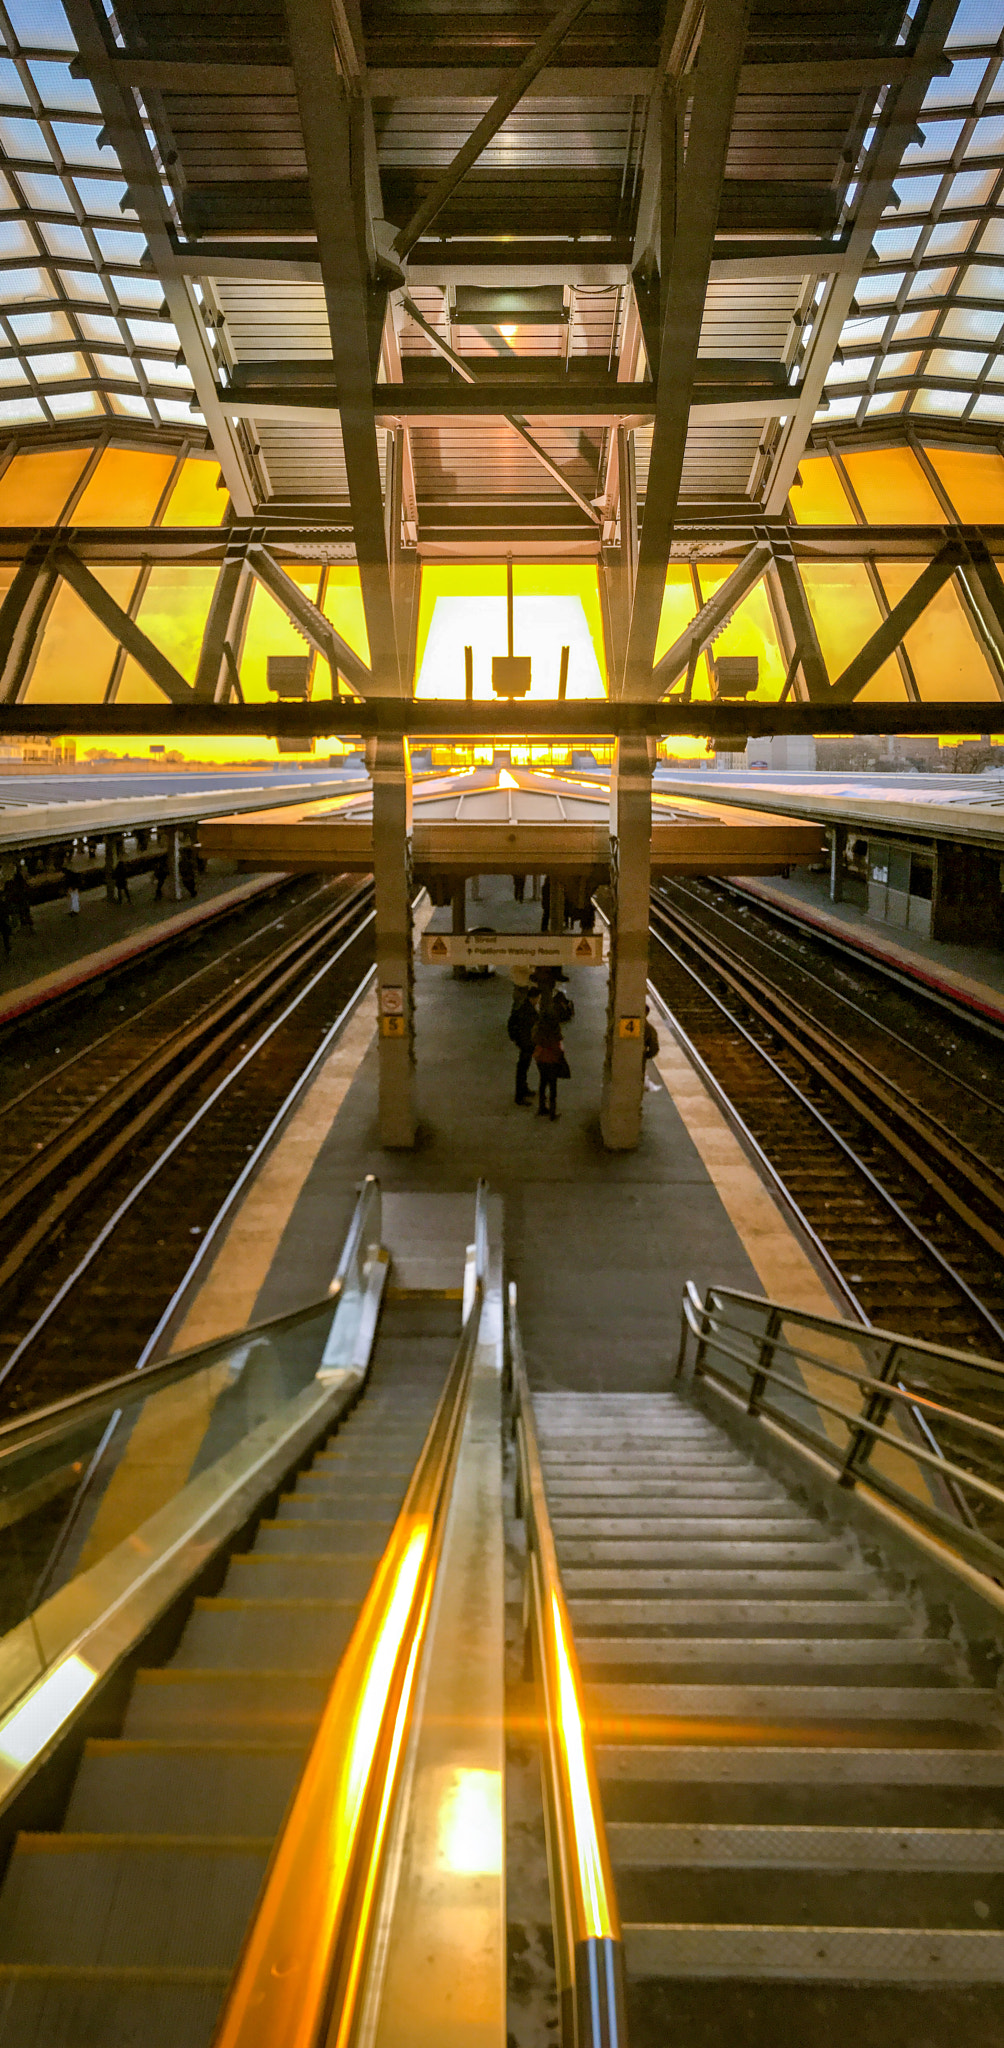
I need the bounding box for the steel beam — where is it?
[770,544,831,702]
[622,0,753,694]
[391,0,599,258]
[64,0,258,515]
[763,0,962,514]
[0,548,59,703]
[194,542,253,702]
[398,293,600,524]
[53,549,197,704]
[7,700,1004,740]
[829,546,961,703]
[247,546,372,695]
[650,543,773,693]
[284,0,401,693]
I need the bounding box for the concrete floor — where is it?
[249,876,761,1393]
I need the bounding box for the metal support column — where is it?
[372,734,416,1146]
[104,834,116,905]
[169,825,182,903]
[600,733,653,1150]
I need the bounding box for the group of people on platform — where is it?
[0,839,202,962]
[507,969,660,1122]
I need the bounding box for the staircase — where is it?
[0,1296,459,2048]
[534,1388,1004,2048]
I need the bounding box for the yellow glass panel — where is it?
[132,566,220,683]
[239,565,323,701]
[114,660,172,704]
[787,454,855,525]
[322,566,371,670]
[696,563,787,698]
[161,456,228,527]
[73,448,176,526]
[653,565,699,666]
[800,562,905,700]
[25,568,139,702]
[413,563,604,697]
[839,446,943,523]
[878,561,999,702]
[0,447,91,525]
[922,445,1004,522]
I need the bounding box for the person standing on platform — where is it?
[10,864,32,933]
[644,1005,661,1092]
[533,995,569,1120]
[152,850,169,900]
[507,981,538,1105]
[113,855,131,905]
[179,843,198,899]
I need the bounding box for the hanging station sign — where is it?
[421,931,605,968]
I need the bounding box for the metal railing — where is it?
[510,1282,628,2048]
[212,1179,491,2048]
[678,1280,1004,1581]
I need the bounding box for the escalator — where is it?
[0,1179,478,2047]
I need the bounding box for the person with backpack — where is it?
[644,1004,661,1092]
[507,983,539,1105]
[533,995,570,1120]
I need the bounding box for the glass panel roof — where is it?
[0,0,198,432]
[821,0,1004,426]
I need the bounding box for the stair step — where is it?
[0,1839,269,1968]
[551,1514,820,1537]
[168,1599,356,1672]
[609,1823,1004,1870]
[569,1599,913,1634]
[588,1682,1002,1725]
[576,1636,956,1678]
[273,1500,396,1529]
[619,1858,1004,1929]
[597,1746,1004,1786]
[563,1568,876,1595]
[125,1670,328,1742]
[622,1922,1004,1983]
[65,1743,302,1837]
[256,1522,386,1556]
[222,1553,377,1600]
[0,1970,227,2048]
[557,1540,853,1566]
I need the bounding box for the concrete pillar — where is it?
[169,826,182,902]
[451,878,466,979]
[600,734,653,1150]
[372,734,416,1147]
[830,824,846,903]
[546,876,565,933]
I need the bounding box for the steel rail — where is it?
[648,910,1004,1354]
[0,903,377,1393]
[679,1283,1004,1581]
[211,1182,490,2048]
[0,881,374,1304]
[510,1282,628,2048]
[651,892,1004,1257]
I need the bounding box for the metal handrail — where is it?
[510,1281,627,2048]
[212,1179,490,2048]
[678,1281,1004,1582]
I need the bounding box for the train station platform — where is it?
[169,876,841,1395]
[735,868,1004,1027]
[0,861,287,1028]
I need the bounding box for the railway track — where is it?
[0,879,375,1416]
[648,880,1004,1361]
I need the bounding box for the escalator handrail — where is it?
[510,1284,628,2048]
[212,1178,490,2048]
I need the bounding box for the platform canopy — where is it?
[199,759,825,878]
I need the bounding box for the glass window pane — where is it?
[876,349,921,378]
[800,562,905,701]
[57,268,105,303]
[27,62,99,115]
[652,564,698,667]
[0,446,90,523]
[161,457,228,527]
[8,309,73,344]
[4,0,74,50]
[908,266,959,297]
[893,309,938,340]
[45,390,103,417]
[38,221,90,261]
[131,565,221,681]
[924,444,1004,518]
[24,577,124,701]
[0,395,44,423]
[940,304,1003,340]
[840,446,944,521]
[27,349,88,381]
[976,216,1004,254]
[73,447,176,524]
[0,219,43,260]
[702,567,786,698]
[239,567,323,700]
[879,560,999,701]
[321,566,371,667]
[854,272,903,305]
[926,346,987,376]
[788,453,855,523]
[910,386,969,413]
[926,218,975,254]
[948,168,997,205]
[923,57,989,109]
